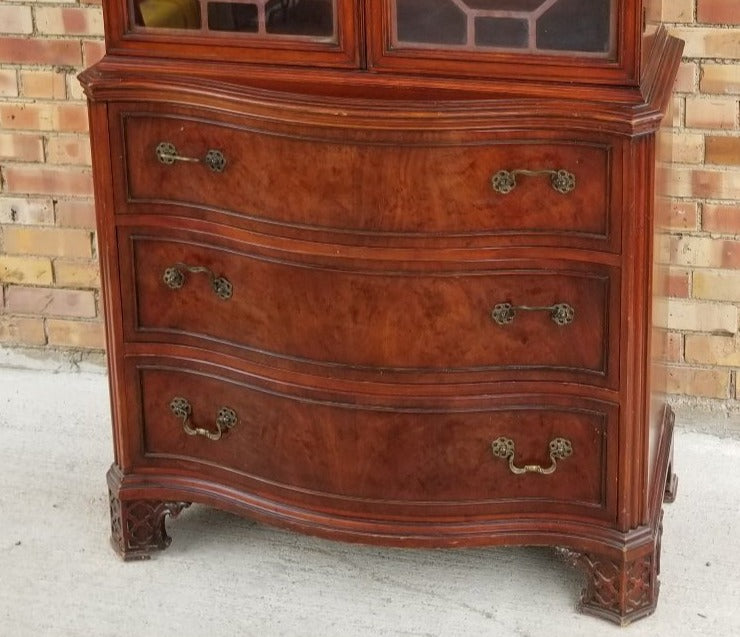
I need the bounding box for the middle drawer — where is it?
[119,227,619,387]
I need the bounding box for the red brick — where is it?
[46,135,92,165]
[685,97,738,129]
[664,365,731,399]
[672,131,705,163]
[35,7,105,37]
[54,103,89,133]
[653,331,683,363]
[697,0,739,24]
[55,200,96,228]
[705,136,740,165]
[19,70,67,99]
[0,103,85,132]
[0,133,44,162]
[686,334,740,366]
[673,27,740,59]
[668,167,740,199]
[3,165,93,197]
[701,64,740,95]
[667,267,691,297]
[0,103,51,131]
[720,240,740,268]
[667,201,699,230]
[35,7,103,35]
[4,286,96,318]
[82,39,106,67]
[0,37,81,66]
[663,0,694,24]
[0,68,17,97]
[703,203,740,234]
[674,62,698,93]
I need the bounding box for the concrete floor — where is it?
[0,365,738,637]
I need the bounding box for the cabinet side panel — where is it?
[87,100,136,470]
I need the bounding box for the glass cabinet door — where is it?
[132,0,336,39]
[106,0,359,67]
[393,0,615,55]
[369,0,634,84]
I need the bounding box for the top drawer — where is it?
[110,104,620,251]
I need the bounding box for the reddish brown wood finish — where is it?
[119,228,618,384]
[114,105,614,244]
[134,359,618,516]
[81,0,682,625]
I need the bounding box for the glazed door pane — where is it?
[392,0,616,56]
[132,0,336,41]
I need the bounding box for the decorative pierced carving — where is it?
[577,526,662,625]
[109,490,191,561]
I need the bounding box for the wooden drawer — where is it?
[119,227,619,386]
[129,358,618,521]
[112,104,618,249]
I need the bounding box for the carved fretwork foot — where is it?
[109,489,191,561]
[576,530,662,626]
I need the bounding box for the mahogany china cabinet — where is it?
[80,0,683,625]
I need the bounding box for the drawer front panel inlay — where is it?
[133,360,617,518]
[120,229,618,384]
[114,108,615,246]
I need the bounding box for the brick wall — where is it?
[0,0,104,354]
[0,2,738,408]
[659,1,740,407]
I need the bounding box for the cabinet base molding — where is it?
[106,406,675,623]
[108,479,191,561]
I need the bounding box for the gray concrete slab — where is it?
[0,365,738,637]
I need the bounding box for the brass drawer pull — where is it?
[163,263,233,300]
[491,169,576,194]
[169,397,237,441]
[491,437,573,475]
[491,302,574,326]
[155,142,227,173]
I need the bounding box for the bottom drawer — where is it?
[128,358,618,520]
